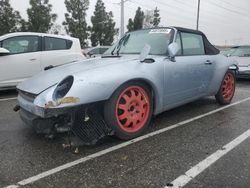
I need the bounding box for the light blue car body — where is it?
[17,27,237,118]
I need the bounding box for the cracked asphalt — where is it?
[0,80,250,188]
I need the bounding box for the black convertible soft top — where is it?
[174,27,220,55]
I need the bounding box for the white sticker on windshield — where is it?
[149,28,172,34]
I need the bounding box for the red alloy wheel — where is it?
[115,86,150,133]
[222,72,235,102]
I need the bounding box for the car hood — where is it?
[17,55,139,94]
[229,56,250,67]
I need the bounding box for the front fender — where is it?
[34,62,164,114]
[33,79,116,109]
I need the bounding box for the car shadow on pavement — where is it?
[0,89,17,98]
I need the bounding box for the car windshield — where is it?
[104,28,173,56]
[229,46,250,57]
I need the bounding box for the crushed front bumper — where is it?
[17,94,75,118]
[17,93,112,145]
[19,108,59,134]
[17,93,77,134]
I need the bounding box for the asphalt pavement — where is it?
[0,80,249,188]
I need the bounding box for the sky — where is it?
[10,0,250,46]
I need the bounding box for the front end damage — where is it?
[15,89,112,145]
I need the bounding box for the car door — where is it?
[164,32,215,107]
[0,35,41,88]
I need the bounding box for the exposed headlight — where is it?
[53,76,74,101]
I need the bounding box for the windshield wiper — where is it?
[109,34,130,56]
[109,35,126,56]
[116,34,130,56]
[101,55,121,58]
[102,34,130,58]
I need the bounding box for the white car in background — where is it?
[0,32,84,90]
[227,45,250,79]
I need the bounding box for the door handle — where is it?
[204,60,213,65]
[29,58,37,61]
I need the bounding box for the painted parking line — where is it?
[0,97,17,102]
[5,97,250,188]
[165,129,250,188]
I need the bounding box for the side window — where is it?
[66,40,73,49]
[100,48,108,54]
[176,32,182,56]
[89,48,100,54]
[181,32,205,56]
[44,37,68,51]
[2,36,39,54]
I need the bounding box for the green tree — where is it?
[90,0,116,46]
[0,0,22,35]
[19,19,29,32]
[127,18,134,32]
[152,7,160,27]
[63,0,89,47]
[49,23,64,35]
[27,0,57,33]
[102,11,116,45]
[133,7,144,30]
[126,7,144,32]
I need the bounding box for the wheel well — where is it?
[117,79,157,114]
[87,79,157,117]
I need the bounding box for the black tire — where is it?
[104,81,153,140]
[215,70,236,105]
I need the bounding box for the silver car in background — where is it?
[227,46,250,79]
[15,27,238,145]
[84,46,110,58]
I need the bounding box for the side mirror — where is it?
[139,44,151,62]
[0,48,10,56]
[168,42,179,61]
[226,54,231,57]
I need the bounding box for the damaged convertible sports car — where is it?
[15,27,237,144]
